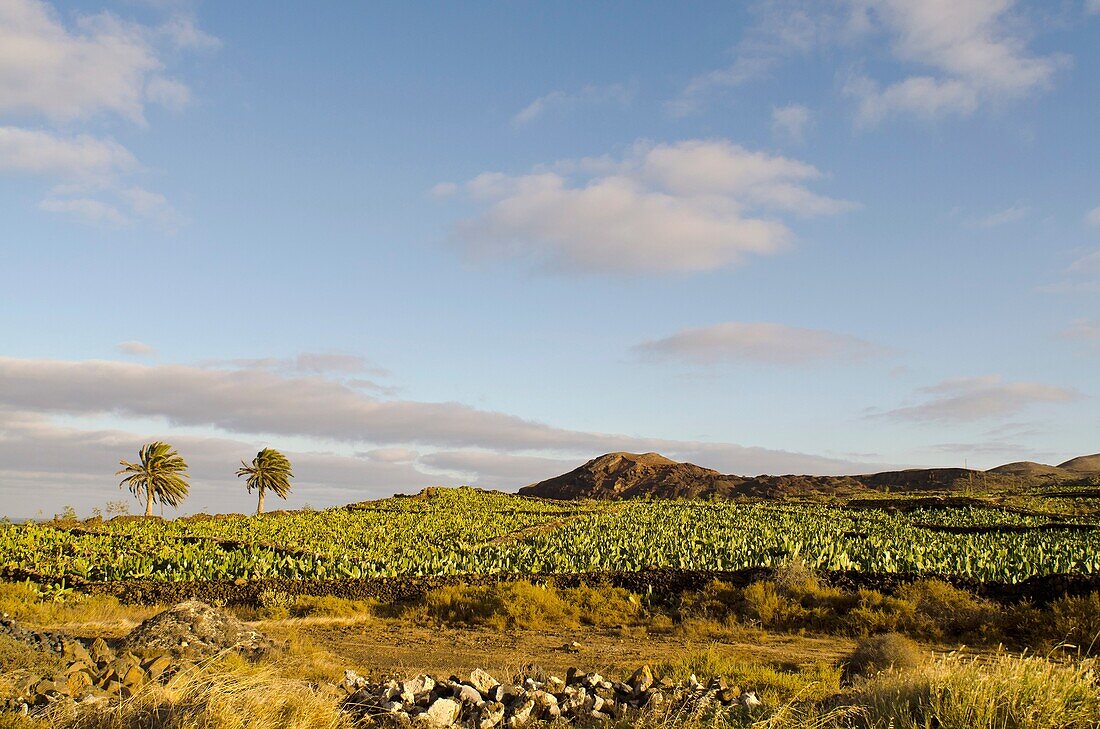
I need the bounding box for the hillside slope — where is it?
[1059,454,1100,473]
[520,452,1094,501]
[517,452,746,500]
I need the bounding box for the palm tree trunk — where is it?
[145,487,153,517]
[257,488,265,516]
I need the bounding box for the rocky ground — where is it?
[1,601,269,715]
[1,601,770,727]
[339,664,763,727]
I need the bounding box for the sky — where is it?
[0,0,1098,518]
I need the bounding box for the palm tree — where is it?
[117,442,191,517]
[237,448,294,516]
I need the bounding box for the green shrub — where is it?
[1047,592,1100,654]
[257,588,294,620]
[561,583,644,627]
[845,588,915,636]
[678,580,741,620]
[742,581,790,626]
[894,580,994,639]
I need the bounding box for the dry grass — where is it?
[843,633,926,679]
[656,645,843,705]
[409,580,647,631]
[0,583,155,632]
[45,654,352,729]
[844,649,1100,729]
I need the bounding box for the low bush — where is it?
[844,633,925,679]
[1046,592,1100,654]
[893,580,995,640]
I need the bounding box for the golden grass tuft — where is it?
[845,649,1100,729]
[58,655,352,729]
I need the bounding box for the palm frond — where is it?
[236,448,294,500]
[117,441,191,508]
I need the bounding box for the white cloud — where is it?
[430,181,458,198]
[201,353,390,378]
[143,75,190,110]
[974,203,1029,228]
[1085,206,1100,227]
[0,355,880,496]
[1060,319,1100,345]
[668,57,775,117]
[0,0,198,122]
[360,447,420,464]
[881,375,1078,422]
[116,341,156,356]
[0,408,435,518]
[157,15,221,52]
[636,322,884,366]
[849,0,1067,125]
[1089,0,1100,14]
[513,83,634,126]
[447,139,855,274]
[0,127,135,179]
[1068,250,1100,276]
[38,197,129,226]
[0,0,215,228]
[847,74,978,125]
[1039,249,1100,294]
[668,0,864,116]
[771,104,812,144]
[418,450,578,488]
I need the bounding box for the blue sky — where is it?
[1,0,1098,517]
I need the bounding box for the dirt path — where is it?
[280,619,856,679]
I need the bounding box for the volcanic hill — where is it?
[519,451,1099,501]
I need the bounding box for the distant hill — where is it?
[520,451,1096,501]
[1059,454,1100,473]
[516,452,745,500]
[987,461,1072,478]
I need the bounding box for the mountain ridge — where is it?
[518,451,1100,501]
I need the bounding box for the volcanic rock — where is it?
[123,600,270,658]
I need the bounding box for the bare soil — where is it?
[275,619,856,679]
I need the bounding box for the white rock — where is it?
[423,697,460,727]
[455,684,483,704]
[469,668,497,694]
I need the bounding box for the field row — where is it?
[2,489,1097,584]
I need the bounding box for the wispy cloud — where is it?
[847,0,1068,126]
[1086,205,1100,228]
[442,139,855,275]
[0,356,881,489]
[1060,319,1100,348]
[1040,249,1100,293]
[879,375,1078,423]
[635,322,885,366]
[667,0,861,116]
[771,104,812,144]
[512,82,634,127]
[971,203,1030,228]
[116,341,156,356]
[0,0,216,228]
